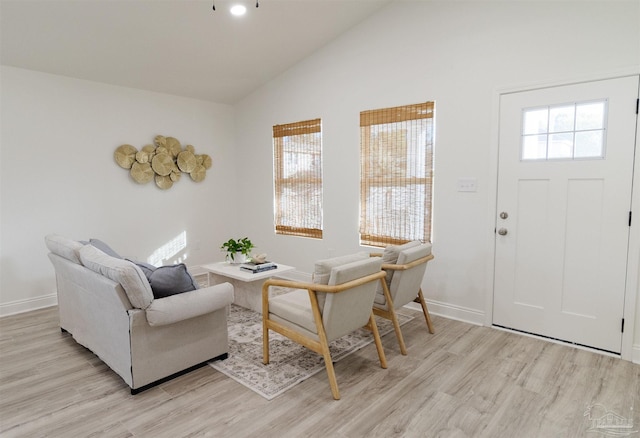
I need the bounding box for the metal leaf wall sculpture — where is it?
[114,135,212,190]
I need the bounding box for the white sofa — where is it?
[45,234,234,394]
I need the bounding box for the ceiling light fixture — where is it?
[212,1,259,12]
[230,4,247,16]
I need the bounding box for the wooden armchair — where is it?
[371,241,434,355]
[262,256,387,400]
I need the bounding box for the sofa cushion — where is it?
[127,259,156,279]
[45,234,84,264]
[147,264,199,299]
[79,244,153,309]
[146,282,234,327]
[89,238,123,259]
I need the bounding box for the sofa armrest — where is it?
[145,282,234,326]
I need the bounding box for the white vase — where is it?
[228,252,247,264]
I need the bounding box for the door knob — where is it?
[498,228,508,236]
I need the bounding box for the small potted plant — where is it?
[220,237,254,263]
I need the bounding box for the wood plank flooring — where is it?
[0,306,638,437]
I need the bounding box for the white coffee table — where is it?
[201,262,295,313]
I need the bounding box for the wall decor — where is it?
[114,136,212,190]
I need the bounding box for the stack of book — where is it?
[240,261,278,274]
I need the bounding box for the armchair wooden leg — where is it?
[263,321,270,365]
[262,283,271,364]
[316,320,340,399]
[389,307,408,356]
[379,279,408,355]
[415,288,435,334]
[308,290,341,400]
[368,313,387,369]
[321,342,340,400]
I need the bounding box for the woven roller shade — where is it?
[360,102,434,247]
[273,118,323,239]
[360,102,434,126]
[273,119,321,137]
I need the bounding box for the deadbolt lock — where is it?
[499,212,509,220]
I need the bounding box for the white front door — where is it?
[493,76,639,354]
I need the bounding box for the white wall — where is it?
[233,1,640,356]
[0,66,239,314]
[1,1,639,361]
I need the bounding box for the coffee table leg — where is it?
[209,274,263,313]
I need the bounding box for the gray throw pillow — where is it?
[127,259,156,279]
[89,238,122,259]
[147,264,199,299]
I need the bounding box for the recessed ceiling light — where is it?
[230,4,247,16]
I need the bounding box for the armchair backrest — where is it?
[388,244,432,307]
[313,252,369,309]
[321,257,383,341]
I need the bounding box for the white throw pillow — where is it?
[79,244,154,309]
[45,234,84,264]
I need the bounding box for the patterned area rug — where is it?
[210,303,414,400]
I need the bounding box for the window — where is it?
[273,118,323,239]
[359,102,435,247]
[521,100,607,160]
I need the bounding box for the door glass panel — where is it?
[576,101,605,130]
[522,134,547,159]
[575,130,604,158]
[521,99,606,161]
[549,105,575,132]
[548,133,573,159]
[523,108,549,134]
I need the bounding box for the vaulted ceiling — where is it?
[1,0,391,104]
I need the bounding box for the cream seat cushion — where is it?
[269,257,382,341]
[269,289,317,334]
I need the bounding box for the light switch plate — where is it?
[457,177,478,192]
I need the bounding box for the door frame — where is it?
[485,70,640,362]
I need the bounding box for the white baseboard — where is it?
[406,298,485,326]
[6,286,637,363]
[633,344,640,365]
[195,264,487,327]
[0,294,58,318]
[273,272,487,327]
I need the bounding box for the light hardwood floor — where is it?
[1,306,638,437]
